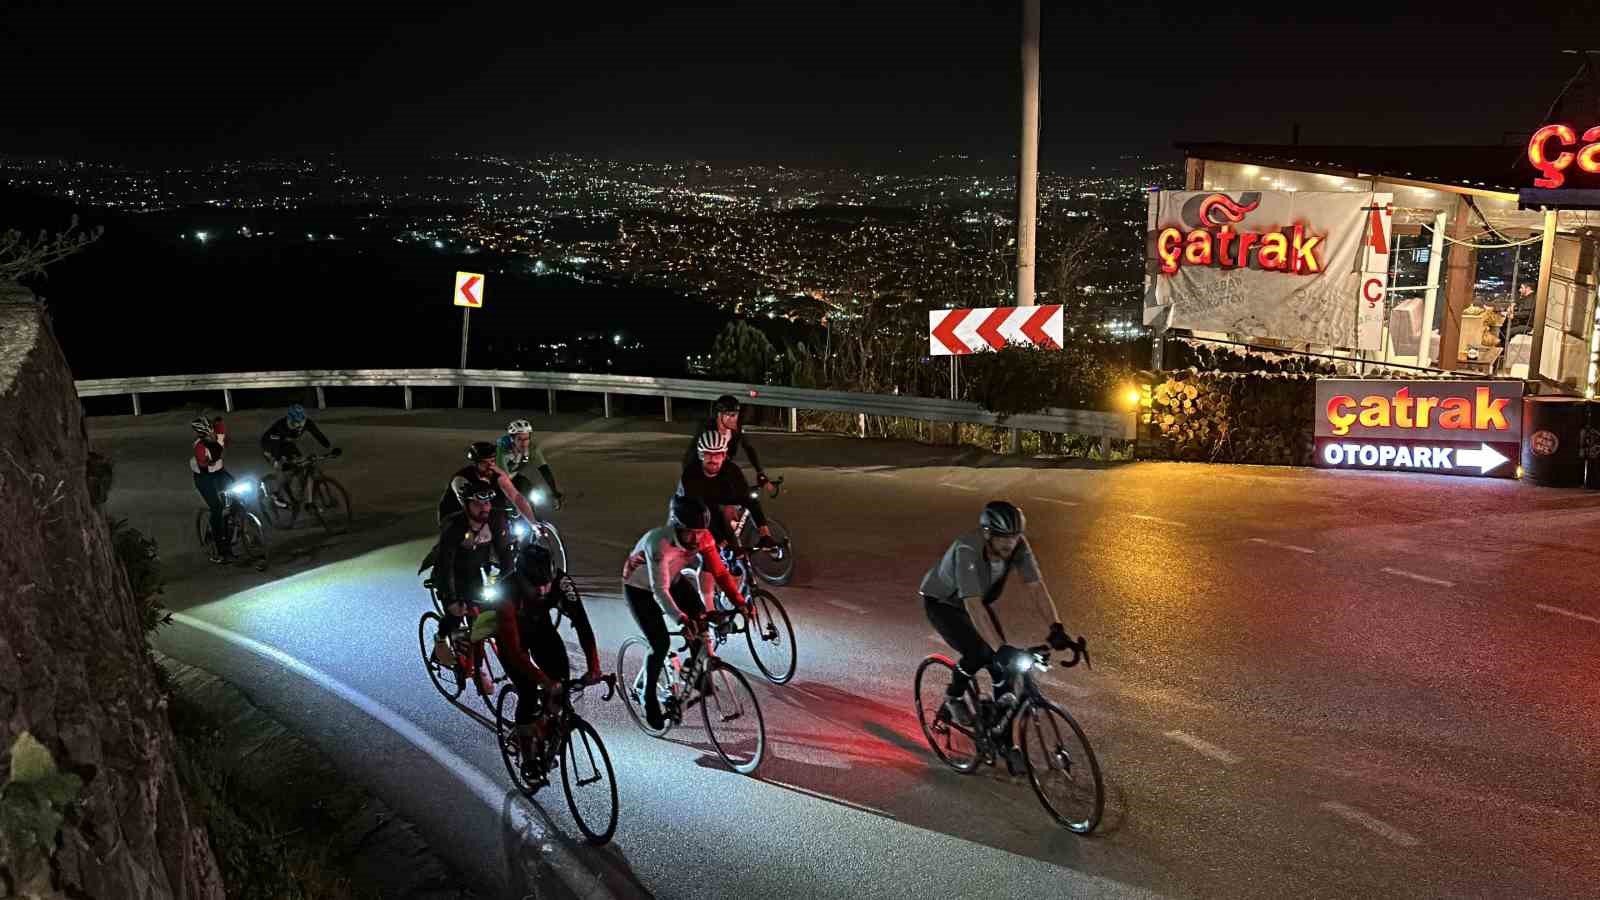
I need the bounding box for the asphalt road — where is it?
[94,406,1600,899]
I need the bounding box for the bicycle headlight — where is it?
[229,481,255,496]
[512,521,529,539]
[530,488,548,506]
[481,584,501,603]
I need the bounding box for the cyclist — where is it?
[497,419,563,508]
[260,403,337,509]
[495,541,604,781]
[675,429,777,551]
[680,394,767,487]
[190,415,235,562]
[425,477,515,696]
[437,441,538,527]
[920,501,1071,771]
[621,495,749,729]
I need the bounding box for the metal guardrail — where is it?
[74,367,1137,443]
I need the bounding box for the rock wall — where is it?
[1,287,223,899]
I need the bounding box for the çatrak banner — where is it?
[1144,191,1393,348]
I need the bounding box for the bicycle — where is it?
[417,581,507,708]
[711,546,798,684]
[495,676,620,845]
[729,475,793,585]
[505,503,566,576]
[617,609,767,774]
[260,449,351,533]
[914,636,1104,834]
[194,478,268,571]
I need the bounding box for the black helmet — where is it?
[518,542,555,584]
[467,441,498,462]
[979,500,1026,536]
[714,394,741,414]
[668,495,710,530]
[461,478,498,503]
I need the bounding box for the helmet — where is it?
[714,394,741,414]
[695,429,731,456]
[190,416,214,437]
[507,419,533,435]
[518,542,555,584]
[467,441,498,462]
[287,404,306,426]
[979,500,1026,536]
[668,495,710,530]
[461,478,498,503]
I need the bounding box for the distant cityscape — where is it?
[2,154,1177,348]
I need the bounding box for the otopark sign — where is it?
[1312,379,1524,479]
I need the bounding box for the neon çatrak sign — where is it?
[1311,380,1523,479]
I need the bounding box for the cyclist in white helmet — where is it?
[674,428,776,550]
[497,419,563,508]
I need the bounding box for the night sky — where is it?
[2,1,1592,166]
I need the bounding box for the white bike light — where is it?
[512,521,529,539]
[230,481,255,496]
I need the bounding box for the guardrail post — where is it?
[546,388,556,416]
[315,386,326,409]
[223,388,233,413]
[663,395,673,423]
[403,386,413,411]
[1099,435,1111,461]
[456,385,465,409]
[131,393,142,416]
[491,385,500,413]
[788,407,798,433]
[857,413,866,439]
[1008,428,1020,455]
[603,393,613,419]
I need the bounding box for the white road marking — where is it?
[825,598,869,615]
[939,482,979,492]
[1162,730,1240,765]
[765,779,896,819]
[1319,801,1420,847]
[1247,537,1317,555]
[169,613,618,899]
[1129,513,1184,527]
[1381,567,1455,588]
[1536,603,1600,625]
[1032,497,1079,507]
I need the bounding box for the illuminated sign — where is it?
[1154,194,1326,275]
[1312,379,1523,479]
[1527,124,1600,189]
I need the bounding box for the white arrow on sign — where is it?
[1455,443,1509,475]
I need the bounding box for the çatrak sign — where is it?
[1144,191,1392,350]
[1313,379,1523,479]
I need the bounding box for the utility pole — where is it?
[1016,0,1040,307]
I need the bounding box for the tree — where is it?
[1,217,102,285]
[710,320,776,384]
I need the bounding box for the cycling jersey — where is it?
[495,433,548,476]
[260,416,330,457]
[190,435,226,474]
[622,525,743,620]
[675,461,766,547]
[428,509,514,604]
[920,530,1042,607]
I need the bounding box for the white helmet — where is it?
[507,419,533,435]
[695,429,731,456]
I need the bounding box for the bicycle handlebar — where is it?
[562,674,616,703]
[1026,635,1091,670]
[760,475,784,499]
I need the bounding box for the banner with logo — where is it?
[1144,191,1391,348]
[1312,379,1522,479]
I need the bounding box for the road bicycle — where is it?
[495,675,619,845]
[711,547,797,684]
[194,477,268,570]
[729,475,793,585]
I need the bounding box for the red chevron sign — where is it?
[927,305,1063,355]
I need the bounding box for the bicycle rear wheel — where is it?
[237,512,268,571]
[741,516,794,585]
[560,717,619,845]
[744,588,797,684]
[699,661,765,774]
[617,637,673,737]
[538,521,568,576]
[311,475,353,533]
[1016,700,1105,834]
[418,612,465,701]
[914,656,983,773]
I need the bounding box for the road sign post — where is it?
[454,272,485,409]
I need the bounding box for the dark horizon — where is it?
[2,2,1589,169]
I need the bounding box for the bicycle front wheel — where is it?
[258,474,290,529]
[913,656,983,773]
[560,717,619,845]
[699,661,765,775]
[418,613,465,701]
[1016,700,1105,834]
[744,587,797,684]
[237,512,268,571]
[311,475,353,533]
[495,686,548,797]
[741,516,794,585]
[617,637,673,737]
